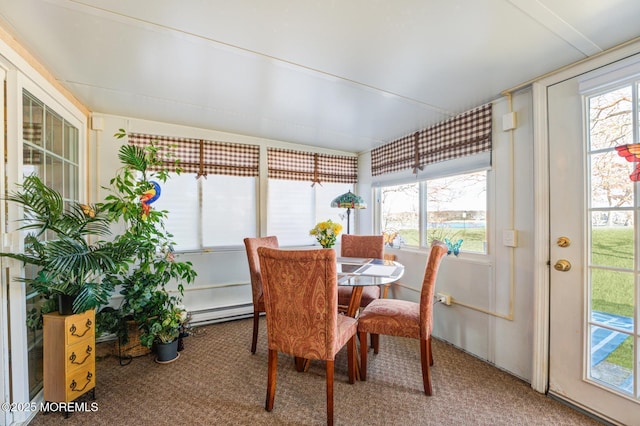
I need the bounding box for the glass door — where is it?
[548,61,640,425]
[20,90,80,399]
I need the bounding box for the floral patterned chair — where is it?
[338,234,385,311]
[357,240,448,395]
[258,247,357,426]
[243,236,279,354]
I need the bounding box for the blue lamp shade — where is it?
[330,190,367,209]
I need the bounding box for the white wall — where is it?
[357,91,535,381]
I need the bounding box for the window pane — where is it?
[589,86,632,151]
[590,151,634,208]
[268,180,315,246]
[591,214,633,269]
[426,171,487,253]
[317,183,354,233]
[153,173,199,250]
[202,175,257,247]
[45,109,63,156]
[65,121,78,163]
[380,182,419,247]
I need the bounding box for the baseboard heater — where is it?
[95,303,255,343]
[189,303,254,327]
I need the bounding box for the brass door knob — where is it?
[554,259,571,272]
[557,236,571,248]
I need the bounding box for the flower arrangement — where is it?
[310,219,343,248]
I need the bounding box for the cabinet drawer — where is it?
[65,364,95,402]
[66,340,95,373]
[65,310,95,345]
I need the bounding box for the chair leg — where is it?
[347,336,356,384]
[326,360,334,426]
[266,349,278,411]
[428,336,434,366]
[419,339,433,396]
[372,334,380,354]
[358,331,368,381]
[251,311,260,354]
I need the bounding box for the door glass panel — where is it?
[590,215,634,269]
[20,90,80,399]
[45,110,63,156]
[588,86,632,150]
[590,324,633,394]
[590,151,634,208]
[587,83,638,398]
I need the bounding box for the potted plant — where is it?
[139,289,187,362]
[0,175,136,314]
[98,130,196,356]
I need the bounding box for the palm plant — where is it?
[1,175,136,313]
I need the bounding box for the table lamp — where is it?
[330,190,366,234]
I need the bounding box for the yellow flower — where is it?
[309,220,342,248]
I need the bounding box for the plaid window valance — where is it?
[267,148,357,185]
[371,103,492,176]
[128,133,260,178]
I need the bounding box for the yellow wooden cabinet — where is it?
[43,310,96,403]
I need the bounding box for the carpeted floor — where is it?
[30,317,603,425]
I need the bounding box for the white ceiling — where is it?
[0,0,639,153]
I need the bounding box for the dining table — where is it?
[336,256,405,318]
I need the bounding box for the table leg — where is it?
[345,286,364,380]
[346,286,363,318]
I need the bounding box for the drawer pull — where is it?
[70,372,93,393]
[69,319,93,338]
[69,345,93,365]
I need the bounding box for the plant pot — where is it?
[58,294,76,315]
[155,339,179,363]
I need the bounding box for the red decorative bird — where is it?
[615,144,640,181]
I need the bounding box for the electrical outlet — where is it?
[436,292,452,306]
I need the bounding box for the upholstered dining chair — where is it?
[357,240,448,395]
[338,234,385,312]
[243,236,279,354]
[258,247,357,426]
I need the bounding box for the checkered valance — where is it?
[371,103,492,176]
[128,133,260,178]
[267,148,357,184]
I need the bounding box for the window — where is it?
[265,147,358,246]
[128,134,259,250]
[379,171,487,253]
[151,173,258,251]
[267,180,353,246]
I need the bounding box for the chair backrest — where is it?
[243,236,279,306]
[340,234,384,259]
[258,247,338,360]
[419,240,448,338]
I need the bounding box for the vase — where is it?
[57,294,76,315]
[155,339,179,363]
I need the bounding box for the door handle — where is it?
[554,259,571,272]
